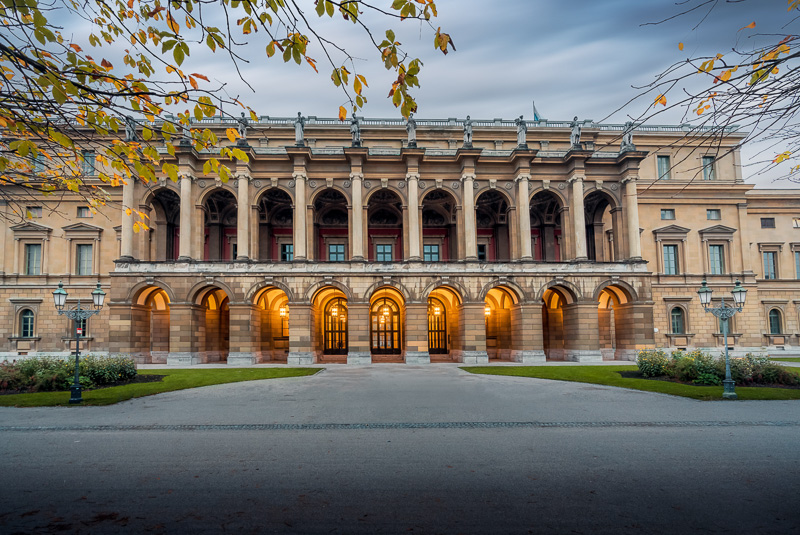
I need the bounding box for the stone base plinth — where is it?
[287,351,315,365]
[347,352,372,365]
[227,352,257,366]
[404,351,430,364]
[511,350,546,364]
[614,349,638,361]
[565,349,603,362]
[167,352,201,366]
[459,350,489,364]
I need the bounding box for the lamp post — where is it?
[696,278,747,400]
[52,281,106,404]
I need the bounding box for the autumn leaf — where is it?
[338,106,347,121]
[678,42,684,51]
[738,21,756,31]
[655,94,667,106]
[166,12,180,34]
[225,128,239,142]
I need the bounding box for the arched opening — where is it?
[257,189,294,261]
[198,287,230,362]
[484,286,517,360]
[370,293,402,357]
[147,188,180,261]
[584,190,617,262]
[427,286,462,362]
[324,297,348,355]
[769,308,782,334]
[598,287,634,360]
[421,190,457,261]
[476,191,510,261]
[367,189,403,262]
[132,286,171,364]
[314,189,349,261]
[541,287,570,360]
[203,189,237,261]
[254,286,290,362]
[530,191,563,261]
[19,309,35,338]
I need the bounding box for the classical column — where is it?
[347,302,372,365]
[406,172,421,260]
[178,174,193,261]
[227,303,259,365]
[120,177,135,260]
[293,171,307,261]
[516,173,532,260]
[458,302,488,363]
[350,172,365,261]
[462,173,477,260]
[570,175,588,260]
[623,176,642,260]
[404,302,430,364]
[236,174,250,260]
[287,303,314,365]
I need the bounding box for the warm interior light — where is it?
[279,306,287,317]
[434,306,441,316]
[379,315,386,324]
[484,305,491,316]
[331,306,338,317]
[382,305,390,316]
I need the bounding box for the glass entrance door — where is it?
[323,298,348,355]
[370,297,401,354]
[427,297,448,354]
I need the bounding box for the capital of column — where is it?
[406,172,420,181]
[621,175,639,184]
[461,173,476,182]
[235,173,251,182]
[350,171,364,181]
[178,173,194,181]
[567,174,585,184]
[514,173,531,183]
[292,171,307,181]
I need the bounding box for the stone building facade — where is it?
[2,115,798,364]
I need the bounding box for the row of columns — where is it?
[119,166,643,263]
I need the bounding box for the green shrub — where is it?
[0,355,136,392]
[636,349,669,377]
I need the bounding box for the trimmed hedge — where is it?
[0,355,137,392]
[636,349,799,386]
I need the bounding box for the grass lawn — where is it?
[0,368,320,407]
[770,357,800,363]
[461,365,800,401]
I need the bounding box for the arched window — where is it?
[19,309,34,338]
[323,298,348,355]
[427,297,447,354]
[370,297,401,355]
[670,307,685,334]
[769,309,782,335]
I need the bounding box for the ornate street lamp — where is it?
[697,279,747,400]
[52,281,106,404]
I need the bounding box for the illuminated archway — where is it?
[370,296,402,355]
[323,297,349,355]
[254,286,291,362]
[484,286,518,360]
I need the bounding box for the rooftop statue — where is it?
[406,113,417,147]
[463,115,473,147]
[621,121,636,152]
[294,112,305,146]
[570,116,582,148]
[515,115,527,148]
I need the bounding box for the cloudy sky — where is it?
[62,0,795,185]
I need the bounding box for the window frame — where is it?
[82,150,96,176]
[76,206,92,218]
[657,155,671,180]
[375,243,393,262]
[768,308,783,335]
[423,243,440,262]
[75,243,94,276]
[670,306,686,334]
[24,242,42,275]
[662,243,679,275]
[280,243,294,262]
[708,243,726,275]
[702,156,716,181]
[761,217,776,229]
[19,309,35,338]
[660,209,675,221]
[706,209,721,221]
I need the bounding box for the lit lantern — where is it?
[379,314,386,324]
[484,305,491,316]
[331,306,338,317]
[434,306,441,316]
[279,306,287,317]
[382,305,390,316]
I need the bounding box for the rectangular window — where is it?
[77,206,91,218]
[796,251,800,279]
[660,209,675,220]
[709,244,725,275]
[76,244,93,275]
[280,243,293,262]
[328,243,345,262]
[763,251,778,280]
[706,209,721,220]
[761,218,776,229]
[75,317,88,337]
[423,244,440,262]
[376,244,393,262]
[33,154,44,174]
[20,311,34,338]
[82,151,95,175]
[793,217,800,228]
[657,155,671,180]
[477,244,487,261]
[24,243,42,275]
[26,206,42,218]
[663,244,678,275]
[702,156,716,180]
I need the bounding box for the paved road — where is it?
[1,365,799,534]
